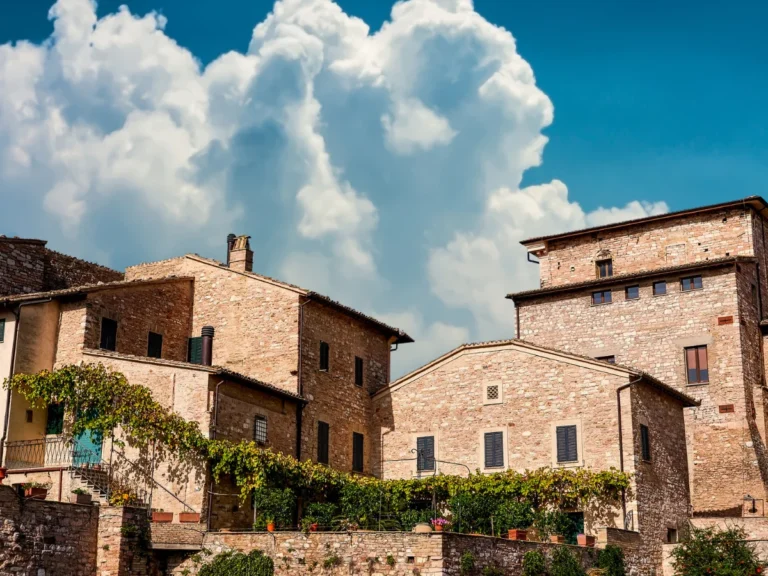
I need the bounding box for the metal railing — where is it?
[4,437,73,470]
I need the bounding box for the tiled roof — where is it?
[379,338,699,407]
[507,256,754,301]
[0,276,194,305]
[0,236,47,245]
[521,196,768,245]
[83,349,305,403]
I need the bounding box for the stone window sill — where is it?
[552,461,583,469]
[686,381,709,388]
[590,302,613,307]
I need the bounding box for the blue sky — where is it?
[1,0,766,374]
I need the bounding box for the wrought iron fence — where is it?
[4,437,73,470]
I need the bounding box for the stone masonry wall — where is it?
[517,264,755,513]
[126,256,303,393]
[96,506,154,576]
[0,238,47,296]
[536,206,754,288]
[0,484,99,576]
[300,300,391,475]
[43,249,124,291]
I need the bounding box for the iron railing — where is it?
[4,437,73,470]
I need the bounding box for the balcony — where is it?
[4,436,75,471]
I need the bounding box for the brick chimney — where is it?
[228,234,253,273]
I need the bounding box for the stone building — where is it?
[373,338,696,573]
[508,195,768,516]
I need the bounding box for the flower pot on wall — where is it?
[0,467,7,482]
[508,529,527,541]
[310,523,318,532]
[71,493,92,505]
[25,488,48,500]
[152,512,173,523]
[266,522,275,532]
[179,512,201,523]
[577,534,595,547]
[549,535,565,544]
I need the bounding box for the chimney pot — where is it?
[228,234,253,273]
[201,325,215,366]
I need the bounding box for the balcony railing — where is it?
[4,437,74,470]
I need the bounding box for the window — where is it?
[319,341,330,371]
[100,317,117,351]
[46,403,65,435]
[596,355,616,364]
[352,432,364,472]
[317,421,330,464]
[254,415,267,444]
[625,285,640,300]
[25,410,33,423]
[483,431,504,469]
[640,424,651,461]
[653,281,667,296]
[187,337,203,364]
[681,276,703,292]
[416,436,435,472]
[0,318,5,342]
[667,528,678,544]
[685,345,709,384]
[483,381,503,405]
[556,425,578,463]
[591,290,612,305]
[354,356,364,387]
[596,259,613,278]
[147,332,163,359]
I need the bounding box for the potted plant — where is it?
[179,512,201,523]
[577,534,596,547]
[508,529,528,541]
[70,488,92,505]
[431,518,448,532]
[550,534,566,544]
[23,482,50,500]
[152,510,173,523]
[266,518,276,532]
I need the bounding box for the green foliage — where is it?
[386,555,396,567]
[71,488,89,495]
[323,554,342,569]
[550,546,586,576]
[671,527,764,576]
[522,550,547,576]
[481,565,504,576]
[252,487,295,530]
[460,551,476,576]
[596,545,626,576]
[494,500,535,533]
[303,502,339,531]
[532,509,573,540]
[396,507,434,531]
[198,550,274,576]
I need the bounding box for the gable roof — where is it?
[181,254,413,343]
[376,338,698,407]
[520,196,768,246]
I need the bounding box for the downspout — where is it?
[206,379,226,532]
[0,298,52,468]
[616,375,644,526]
[516,303,521,339]
[296,299,312,462]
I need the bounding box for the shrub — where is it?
[323,554,342,569]
[198,550,274,576]
[522,550,547,576]
[532,509,573,540]
[449,492,497,534]
[303,502,339,531]
[495,500,535,533]
[596,545,625,576]
[460,551,476,576]
[481,565,504,576]
[252,487,295,530]
[671,526,764,576]
[550,546,586,576]
[397,508,434,531]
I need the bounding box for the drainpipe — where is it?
[0,298,52,469]
[516,304,521,339]
[206,379,226,532]
[295,299,312,459]
[615,374,644,527]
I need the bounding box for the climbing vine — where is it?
[6,364,631,527]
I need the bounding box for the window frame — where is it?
[595,259,613,279]
[478,427,508,473]
[653,281,667,296]
[640,424,651,462]
[482,381,503,405]
[591,290,612,305]
[354,356,364,387]
[352,432,364,473]
[319,341,330,372]
[100,317,118,351]
[685,345,709,384]
[596,355,616,364]
[625,285,640,300]
[680,276,703,292]
[147,331,163,359]
[253,414,268,445]
[551,419,584,468]
[416,435,436,473]
[317,421,330,465]
[45,403,65,436]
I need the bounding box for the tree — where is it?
[671,527,764,576]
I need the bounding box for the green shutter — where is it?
[0,318,5,343]
[188,337,203,364]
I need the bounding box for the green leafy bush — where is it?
[481,565,504,576]
[494,500,535,533]
[397,508,435,531]
[198,550,274,576]
[596,545,625,576]
[449,492,498,534]
[460,551,476,576]
[302,502,339,530]
[532,509,573,540]
[521,550,546,576]
[671,526,764,576]
[252,487,295,530]
[550,546,586,576]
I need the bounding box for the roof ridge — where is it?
[0,276,193,304]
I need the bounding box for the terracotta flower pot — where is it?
[152,511,173,523]
[179,512,201,523]
[0,467,7,481]
[310,523,318,532]
[24,488,48,500]
[577,534,595,547]
[267,522,275,532]
[508,529,527,541]
[434,524,444,532]
[549,535,565,544]
[70,493,92,505]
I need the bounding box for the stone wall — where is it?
[43,249,124,291]
[97,506,154,576]
[0,238,47,296]
[534,205,755,288]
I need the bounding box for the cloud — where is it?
[0,0,667,377]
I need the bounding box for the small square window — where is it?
[486,385,499,400]
[483,381,503,405]
[596,259,613,278]
[653,281,667,296]
[667,528,678,544]
[596,355,616,364]
[685,345,709,384]
[254,415,267,444]
[625,285,640,300]
[591,290,612,305]
[681,276,703,292]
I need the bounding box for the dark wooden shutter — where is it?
[147,332,163,359]
[352,432,364,472]
[320,342,330,371]
[641,425,651,461]
[318,421,330,464]
[0,318,5,342]
[416,436,435,471]
[188,337,203,364]
[556,425,578,463]
[484,431,504,468]
[100,318,117,351]
[355,357,364,386]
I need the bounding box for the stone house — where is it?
[373,338,696,573]
[509,195,768,516]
